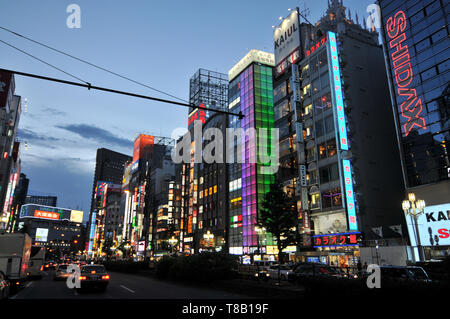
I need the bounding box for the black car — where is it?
[78,265,110,292]
[0,271,10,299]
[288,263,342,283]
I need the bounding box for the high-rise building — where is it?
[87,148,131,254]
[227,50,277,260]
[272,1,406,266]
[378,0,449,261]
[180,69,229,254]
[0,70,22,230]
[25,195,57,207]
[8,173,29,232]
[120,134,175,259]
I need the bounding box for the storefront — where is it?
[296,231,361,268]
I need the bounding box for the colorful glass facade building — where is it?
[228,50,277,259]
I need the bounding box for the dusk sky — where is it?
[0,0,374,222]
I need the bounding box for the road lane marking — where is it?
[120,285,135,293]
[10,281,33,299]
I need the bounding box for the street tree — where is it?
[258,178,300,283]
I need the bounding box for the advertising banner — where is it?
[273,9,301,66]
[133,134,154,163]
[407,203,450,247]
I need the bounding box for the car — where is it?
[267,264,294,281]
[0,271,10,299]
[54,264,71,281]
[378,265,431,283]
[77,265,110,292]
[253,260,277,271]
[288,263,342,283]
[253,269,271,282]
[44,261,56,270]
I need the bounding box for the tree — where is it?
[258,178,300,283]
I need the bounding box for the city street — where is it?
[11,270,248,299]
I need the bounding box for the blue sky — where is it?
[0,0,375,221]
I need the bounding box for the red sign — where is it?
[306,36,328,57]
[313,232,360,247]
[385,10,426,136]
[188,106,206,127]
[34,210,60,220]
[133,134,155,162]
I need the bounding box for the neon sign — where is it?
[313,231,360,248]
[34,210,60,220]
[342,159,357,231]
[385,10,426,136]
[306,36,328,56]
[328,32,349,151]
[188,105,207,127]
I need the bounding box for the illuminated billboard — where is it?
[35,228,49,242]
[313,231,361,248]
[406,203,450,247]
[273,9,301,76]
[328,31,349,151]
[70,210,84,223]
[133,134,154,163]
[383,9,426,137]
[342,160,358,231]
[20,204,78,222]
[34,210,60,220]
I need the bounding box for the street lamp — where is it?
[402,192,426,261]
[168,236,177,253]
[203,231,214,251]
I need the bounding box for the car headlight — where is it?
[266,273,270,277]
[255,273,259,277]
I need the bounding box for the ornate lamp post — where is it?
[168,236,177,253]
[402,193,426,261]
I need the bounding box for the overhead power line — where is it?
[0,26,188,103]
[0,68,244,118]
[0,39,88,84]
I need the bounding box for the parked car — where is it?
[0,271,10,299]
[378,266,431,283]
[267,264,294,281]
[54,264,71,281]
[77,265,110,292]
[288,263,342,283]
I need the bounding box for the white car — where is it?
[267,264,294,281]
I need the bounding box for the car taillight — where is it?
[40,265,44,271]
[79,276,87,280]
[102,275,110,280]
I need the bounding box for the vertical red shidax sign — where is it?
[385,10,426,136]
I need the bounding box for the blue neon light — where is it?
[88,211,96,253]
[313,244,360,248]
[342,159,358,231]
[328,31,349,151]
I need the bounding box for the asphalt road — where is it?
[11,270,248,299]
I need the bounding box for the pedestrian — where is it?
[363,261,368,274]
[357,260,362,277]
